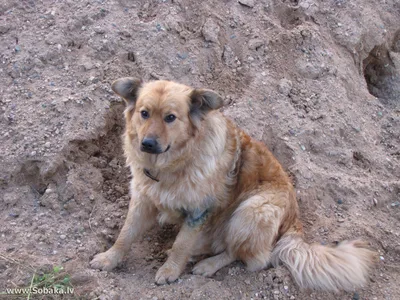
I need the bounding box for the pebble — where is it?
[337,199,343,204]
[391,201,399,207]
[353,292,360,300]
[177,53,188,60]
[60,234,66,240]
[273,290,280,294]
[63,272,88,286]
[9,211,19,218]
[248,38,264,50]
[44,142,51,148]
[6,246,15,252]
[373,198,378,206]
[238,0,255,8]
[277,78,292,96]
[202,18,220,43]
[338,218,345,223]
[94,26,105,34]
[0,24,10,34]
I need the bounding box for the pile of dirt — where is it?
[0,0,399,299]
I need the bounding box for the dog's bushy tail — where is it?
[271,231,376,292]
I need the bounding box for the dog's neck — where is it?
[143,168,160,182]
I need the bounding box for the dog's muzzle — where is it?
[140,137,170,154]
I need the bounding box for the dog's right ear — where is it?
[111,77,142,105]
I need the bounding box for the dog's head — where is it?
[112,77,223,157]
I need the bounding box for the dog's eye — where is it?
[141,110,149,119]
[165,114,176,123]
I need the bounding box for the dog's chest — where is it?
[147,176,216,211]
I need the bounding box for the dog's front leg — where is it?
[90,195,157,271]
[155,223,201,284]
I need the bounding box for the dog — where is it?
[90,78,376,291]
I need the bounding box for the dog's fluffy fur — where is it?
[90,78,376,291]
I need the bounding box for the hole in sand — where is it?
[363,38,400,106]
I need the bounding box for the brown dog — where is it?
[90,78,376,291]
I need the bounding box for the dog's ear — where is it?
[189,89,223,123]
[111,77,142,105]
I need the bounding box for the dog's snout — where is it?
[141,137,159,153]
[142,137,158,149]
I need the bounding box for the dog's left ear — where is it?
[111,77,142,105]
[189,89,223,123]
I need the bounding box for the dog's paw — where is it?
[155,262,181,285]
[90,250,122,271]
[192,259,218,277]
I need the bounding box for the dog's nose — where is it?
[141,138,159,153]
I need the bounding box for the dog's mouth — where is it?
[140,145,170,154]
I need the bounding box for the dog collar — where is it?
[143,168,159,182]
[180,207,210,227]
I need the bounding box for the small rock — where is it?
[278,78,292,96]
[338,218,345,223]
[156,23,162,31]
[352,292,360,300]
[202,18,220,43]
[94,26,105,34]
[9,211,19,218]
[337,199,343,204]
[115,186,125,194]
[177,53,188,60]
[296,61,324,79]
[70,273,92,285]
[60,234,66,240]
[44,142,51,148]
[145,255,154,261]
[391,201,400,207]
[248,39,264,50]
[83,61,94,71]
[238,0,255,8]
[244,279,251,285]
[373,198,378,206]
[0,24,10,34]
[273,290,280,294]
[6,246,15,252]
[223,45,235,67]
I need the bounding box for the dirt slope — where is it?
[0,0,399,299]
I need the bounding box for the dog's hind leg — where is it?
[226,192,285,272]
[192,251,235,276]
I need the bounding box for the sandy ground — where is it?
[0,0,399,299]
